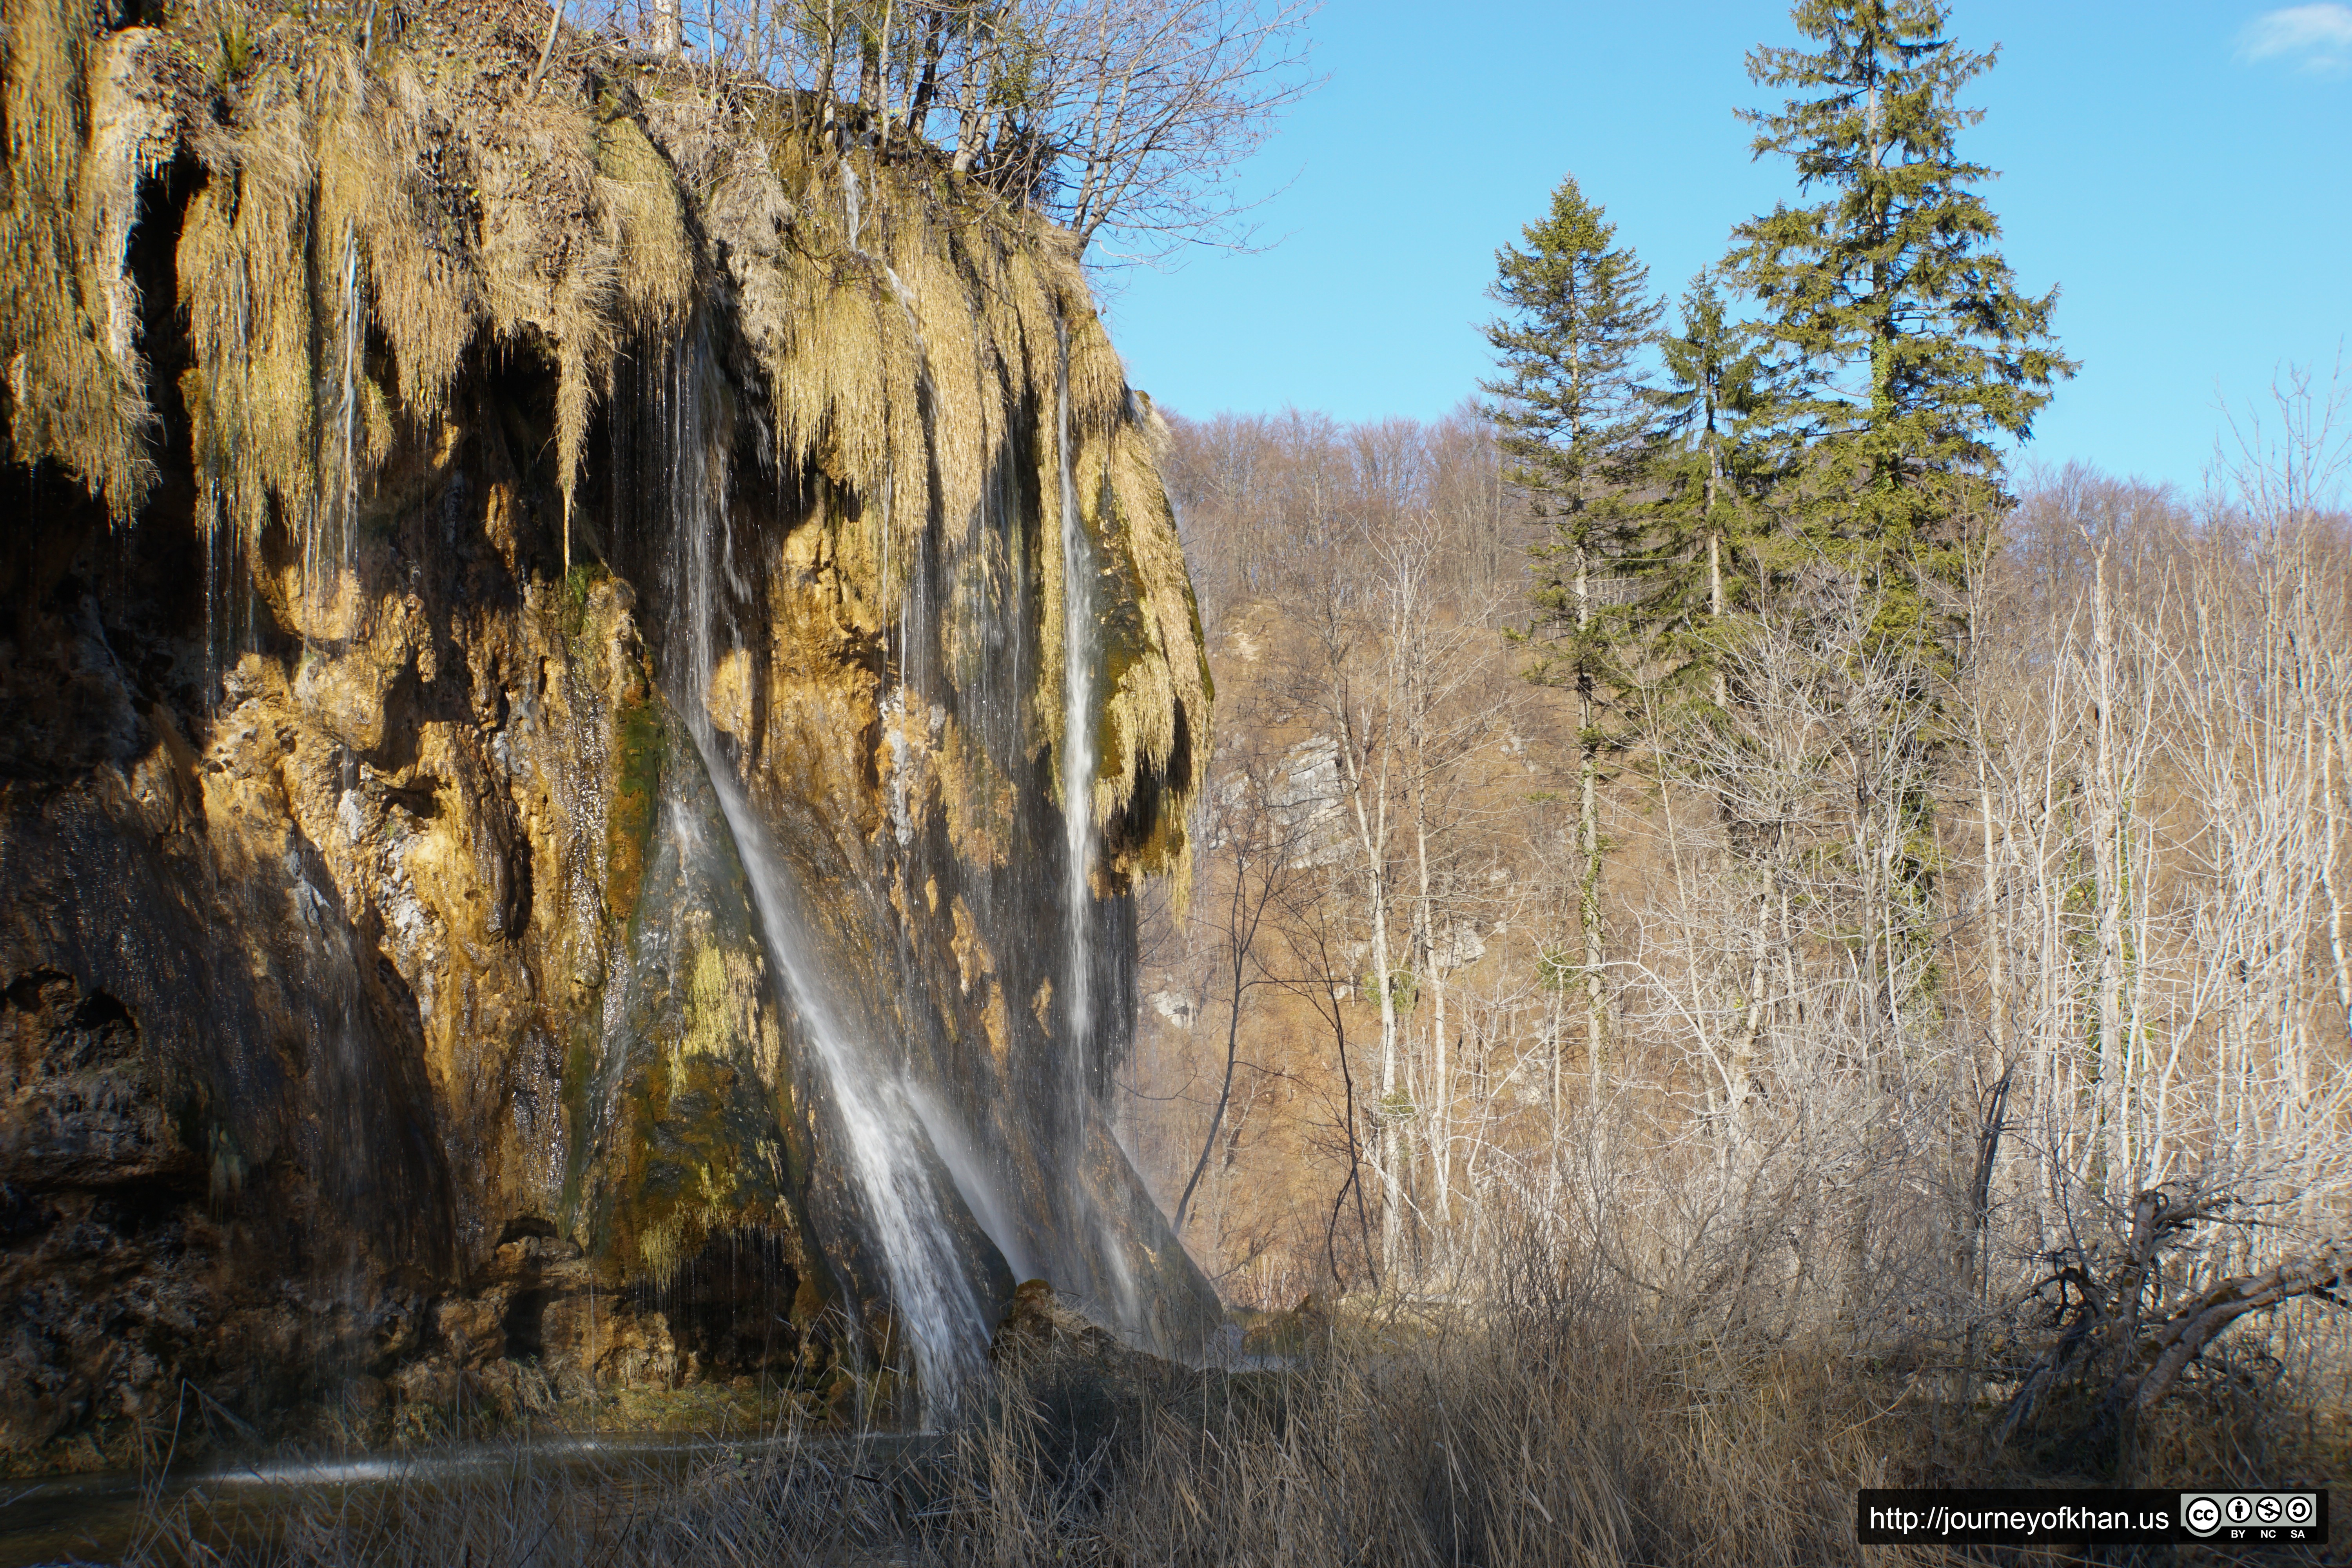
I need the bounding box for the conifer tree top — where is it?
[1732,2,2072,463]
[1729,0,2075,610]
[1481,174,1662,531]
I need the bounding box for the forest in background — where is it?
[1133,399,2351,1283]
[1116,0,2352,1485]
[1124,376,2352,1475]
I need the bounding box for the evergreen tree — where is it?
[1729,0,2073,653]
[1643,270,1789,711]
[1481,173,1660,1118]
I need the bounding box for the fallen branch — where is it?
[1994,1191,2347,1451]
[2123,1239,2346,1417]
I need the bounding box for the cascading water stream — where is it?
[693,755,993,1413]
[1055,318,1098,1111]
[295,226,367,635]
[1053,319,1146,1336]
[658,334,991,1419]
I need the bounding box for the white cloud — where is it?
[2239,3,2352,71]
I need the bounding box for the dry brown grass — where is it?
[117,1330,1875,1566]
[0,0,176,519]
[109,1257,2347,1568]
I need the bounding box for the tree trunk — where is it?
[906,9,945,128]
[1416,803,1450,1225]
[1977,737,2007,1072]
[2091,549,2126,1184]
[1707,427,1728,711]
[1728,880,1772,1131]
[1344,747,1402,1285]
[2321,710,2351,1034]
[1175,853,1254,1234]
[1575,543,1605,1124]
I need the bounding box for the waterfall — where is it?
[907,1082,1039,1285]
[1052,318,1151,1340]
[333,225,363,583]
[299,224,367,629]
[693,754,993,1413]
[658,332,991,1418]
[1055,317,1098,1109]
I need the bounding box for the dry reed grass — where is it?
[115,1238,2346,1568]
[0,2,178,518]
[116,1330,1879,1566]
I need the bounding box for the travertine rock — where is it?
[0,0,1218,1468]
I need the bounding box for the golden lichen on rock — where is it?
[4,0,1206,877]
[0,0,1221,1442]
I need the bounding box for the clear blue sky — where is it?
[1101,1,2352,495]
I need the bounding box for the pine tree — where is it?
[1729,0,2073,654]
[1643,271,1789,712]
[1481,173,1660,1120]
[1721,2,2073,1060]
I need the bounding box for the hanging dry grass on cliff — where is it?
[178,59,334,579]
[2,0,1205,866]
[315,62,478,424]
[0,0,182,519]
[672,109,1206,875]
[117,8,701,586]
[894,203,991,544]
[1095,416,1211,885]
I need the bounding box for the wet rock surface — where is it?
[0,0,1221,1468]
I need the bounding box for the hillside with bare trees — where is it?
[1122,393,2352,1477]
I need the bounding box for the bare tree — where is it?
[989,0,1317,263]
[600,0,1315,263]
[1172,742,1296,1234]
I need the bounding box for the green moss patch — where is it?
[605,686,665,924]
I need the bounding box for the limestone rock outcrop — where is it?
[0,0,1216,1466]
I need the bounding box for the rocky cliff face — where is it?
[0,0,1214,1465]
